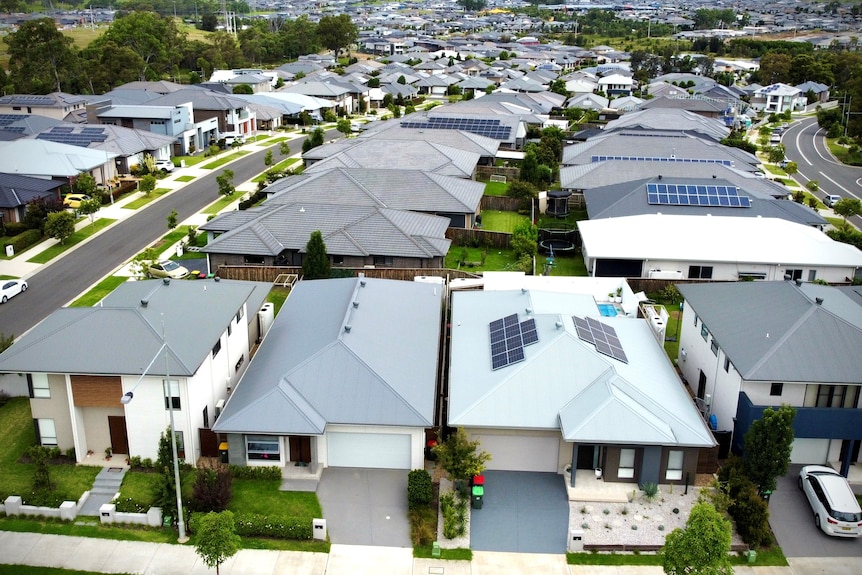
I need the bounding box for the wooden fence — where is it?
[480,195,521,212]
[216,266,481,283]
[445,227,511,250]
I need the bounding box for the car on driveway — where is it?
[147,260,189,279]
[63,194,91,209]
[1,279,28,303]
[155,159,174,173]
[798,465,862,538]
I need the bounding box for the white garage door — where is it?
[471,433,560,473]
[327,432,411,469]
[791,438,829,464]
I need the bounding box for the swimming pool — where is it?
[597,303,617,317]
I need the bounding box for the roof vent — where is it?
[658,174,662,180]
[795,278,803,286]
[360,280,366,287]
[555,320,563,329]
[526,307,532,314]
[214,276,220,282]
[162,278,170,285]
[352,301,359,308]
[344,324,352,333]
[521,287,527,294]
[816,297,824,305]
[140,299,148,307]
[712,174,716,179]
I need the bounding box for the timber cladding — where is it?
[71,375,123,407]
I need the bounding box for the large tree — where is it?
[194,511,240,575]
[743,404,796,495]
[5,18,80,94]
[93,11,185,81]
[316,14,357,58]
[45,211,75,245]
[660,502,733,575]
[833,197,862,230]
[302,230,331,280]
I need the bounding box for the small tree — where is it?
[510,219,538,259]
[768,144,786,164]
[28,446,52,491]
[507,180,537,211]
[72,173,97,196]
[139,174,157,195]
[216,169,235,197]
[264,149,273,168]
[432,427,491,483]
[131,247,159,280]
[833,197,862,230]
[783,161,798,176]
[302,230,331,279]
[806,180,819,192]
[279,141,291,156]
[0,333,14,354]
[45,210,75,244]
[194,511,241,575]
[660,502,732,575]
[167,209,178,230]
[78,196,102,224]
[191,465,233,512]
[336,118,352,136]
[743,404,796,496]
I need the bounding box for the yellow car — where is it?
[63,194,91,209]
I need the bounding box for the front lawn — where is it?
[0,515,175,544]
[26,219,116,264]
[203,194,240,215]
[0,565,134,575]
[229,478,322,518]
[200,151,251,170]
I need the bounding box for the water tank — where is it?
[258,302,275,338]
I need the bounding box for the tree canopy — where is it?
[743,404,796,495]
[661,502,733,575]
[194,511,241,575]
[302,230,331,280]
[316,14,358,57]
[5,18,80,94]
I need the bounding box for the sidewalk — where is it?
[1,530,832,575]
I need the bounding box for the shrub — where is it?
[21,489,66,507]
[1,222,28,236]
[191,466,233,512]
[727,473,772,547]
[407,469,433,510]
[409,506,437,545]
[141,458,154,469]
[129,456,143,469]
[641,482,659,501]
[113,496,148,513]
[222,512,311,539]
[440,492,468,540]
[5,228,42,254]
[227,465,281,481]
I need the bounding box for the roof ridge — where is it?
[339,168,388,208]
[741,304,817,379]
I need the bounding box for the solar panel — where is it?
[572,315,628,363]
[520,318,538,346]
[591,155,731,166]
[52,127,74,133]
[400,117,512,140]
[646,182,751,208]
[488,313,538,370]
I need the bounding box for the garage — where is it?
[327,432,411,469]
[790,438,829,464]
[471,433,560,473]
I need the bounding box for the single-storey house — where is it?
[0,172,65,224]
[213,277,443,472]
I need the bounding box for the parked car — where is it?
[223,134,245,146]
[155,159,174,173]
[770,133,782,144]
[798,465,862,538]
[0,279,28,303]
[824,195,842,208]
[147,260,189,279]
[63,194,91,209]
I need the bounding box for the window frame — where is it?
[770,382,784,397]
[618,448,636,479]
[28,373,50,399]
[36,418,58,446]
[246,435,281,463]
[666,450,684,481]
[163,379,181,410]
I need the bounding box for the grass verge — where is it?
[566,547,785,566]
[122,189,170,210]
[251,158,301,182]
[0,516,176,544]
[203,195,239,215]
[413,546,472,560]
[175,175,196,182]
[200,151,251,169]
[69,276,129,307]
[0,565,134,575]
[26,219,115,264]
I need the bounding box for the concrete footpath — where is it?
[4,530,859,575]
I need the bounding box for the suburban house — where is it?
[447,277,716,486]
[0,279,270,465]
[356,126,500,166]
[0,172,65,224]
[281,81,355,115]
[676,281,862,474]
[213,277,443,472]
[0,92,89,122]
[144,88,256,141]
[578,214,862,282]
[0,139,119,186]
[750,83,806,114]
[597,73,634,96]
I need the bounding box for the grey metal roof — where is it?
[357,126,499,157]
[583,177,827,227]
[0,279,270,377]
[212,277,443,435]
[678,282,862,384]
[447,290,715,447]
[603,108,730,141]
[201,203,451,259]
[146,87,251,111]
[0,172,63,208]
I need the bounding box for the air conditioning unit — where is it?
[215,399,225,420]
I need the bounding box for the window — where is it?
[688,265,713,279]
[28,374,50,399]
[236,306,244,323]
[333,255,344,265]
[227,323,232,336]
[808,270,817,282]
[164,379,181,410]
[816,385,860,408]
[35,419,57,446]
[235,355,244,371]
[724,356,731,372]
[701,324,709,342]
[212,339,221,358]
[246,435,280,462]
[203,406,209,428]
[618,448,635,479]
[666,450,683,481]
[243,255,265,264]
[785,269,803,281]
[770,382,784,397]
[693,314,698,327]
[710,338,719,356]
[373,255,394,267]
[174,430,185,459]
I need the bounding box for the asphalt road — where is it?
[0,129,336,339]
[770,466,862,557]
[782,116,862,230]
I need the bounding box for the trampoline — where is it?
[539,239,576,253]
[546,190,572,218]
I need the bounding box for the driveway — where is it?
[769,465,862,558]
[317,468,411,548]
[469,471,568,554]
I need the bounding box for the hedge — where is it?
[227,464,282,481]
[3,228,41,254]
[1,222,29,236]
[188,511,312,540]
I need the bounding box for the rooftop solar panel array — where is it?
[591,155,732,166]
[36,126,107,147]
[572,316,628,363]
[401,116,512,140]
[646,182,751,208]
[489,314,539,371]
[2,95,55,106]
[0,114,24,127]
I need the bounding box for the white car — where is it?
[0,279,28,303]
[155,159,174,173]
[798,465,862,538]
[824,195,841,208]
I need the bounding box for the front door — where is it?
[108,416,129,456]
[576,445,596,470]
[289,436,311,464]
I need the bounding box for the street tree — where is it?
[279,141,291,156]
[660,502,732,575]
[5,18,80,94]
[301,128,325,153]
[167,209,178,230]
[194,511,241,575]
[216,170,236,197]
[264,149,274,167]
[783,161,798,176]
[432,427,491,483]
[131,247,159,280]
[768,144,786,164]
[316,14,358,58]
[833,197,862,230]
[45,211,75,245]
[78,197,103,224]
[743,404,796,496]
[139,174,157,195]
[336,118,352,136]
[302,230,331,280]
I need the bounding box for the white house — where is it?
[598,73,634,97]
[750,83,806,113]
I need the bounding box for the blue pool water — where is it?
[597,303,617,317]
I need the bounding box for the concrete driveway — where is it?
[317,468,411,548]
[769,465,862,558]
[469,471,568,554]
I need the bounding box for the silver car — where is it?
[798,465,862,537]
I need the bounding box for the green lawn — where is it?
[136,226,194,260]
[539,253,586,277]
[0,565,134,575]
[122,189,170,210]
[481,210,529,233]
[483,181,508,196]
[229,478,322,518]
[200,151,251,169]
[69,276,129,307]
[251,158,301,182]
[567,546,785,566]
[171,155,208,167]
[444,246,523,273]
[413,546,472,560]
[203,194,239,215]
[174,175,196,182]
[268,286,291,315]
[0,398,100,502]
[0,516,176,544]
[26,219,116,264]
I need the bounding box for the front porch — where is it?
[278,459,322,492]
[564,469,633,503]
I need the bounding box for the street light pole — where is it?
[163,319,188,543]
